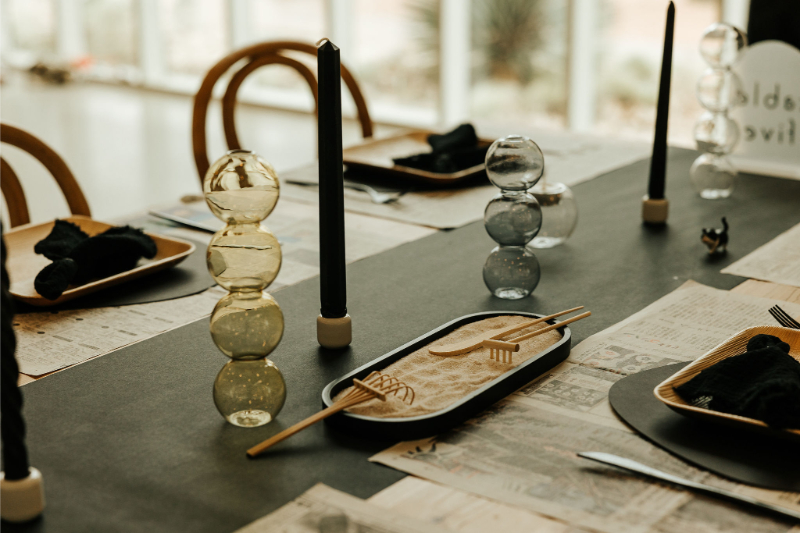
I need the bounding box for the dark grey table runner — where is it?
[7,148,800,532]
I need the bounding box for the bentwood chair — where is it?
[192,40,373,184]
[1,124,91,228]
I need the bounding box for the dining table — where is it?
[5,144,800,533]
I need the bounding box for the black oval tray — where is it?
[321,311,572,441]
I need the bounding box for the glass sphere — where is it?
[483,245,540,300]
[210,291,284,359]
[484,192,542,246]
[700,23,747,68]
[207,223,281,291]
[485,135,545,191]
[213,359,286,427]
[204,149,280,224]
[697,68,743,112]
[693,112,740,155]
[528,182,578,248]
[690,153,736,199]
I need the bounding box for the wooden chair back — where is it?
[1,124,91,228]
[192,41,373,183]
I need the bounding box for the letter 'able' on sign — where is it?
[731,41,800,178]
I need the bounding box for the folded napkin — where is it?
[393,124,489,174]
[675,334,800,429]
[34,220,157,300]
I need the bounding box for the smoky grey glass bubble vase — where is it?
[482,135,544,299]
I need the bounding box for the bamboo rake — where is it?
[247,371,414,457]
[483,311,592,363]
[429,306,584,356]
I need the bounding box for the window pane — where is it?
[595,0,720,144]
[7,0,57,55]
[84,0,138,66]
[470,0,568,129]
[246,0,325,91]
[249,0,324,43]
[159,0,229,75]
[351,0,440,118]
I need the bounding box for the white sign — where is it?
[731,40,800,179]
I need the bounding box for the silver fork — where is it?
[768,305,800,329]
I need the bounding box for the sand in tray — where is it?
[334,315,562,418]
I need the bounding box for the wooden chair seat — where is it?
[192,40,373,183]
[1,124,91,228]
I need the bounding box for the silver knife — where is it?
[578,452,800,521]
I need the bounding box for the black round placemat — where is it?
[16,239,215,312]
[609,363,800,491]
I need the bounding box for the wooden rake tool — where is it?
[483,311,592,364]
[246,371,414,458]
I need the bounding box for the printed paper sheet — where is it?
[17,198,434,379]
[372,283,800,533]
[141,197,436,292]
[722,222,800,289]
[14,287,227,376]
[280,133,651,229]
[233,483,450,533]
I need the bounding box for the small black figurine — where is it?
[701,217,729,254]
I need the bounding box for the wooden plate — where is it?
[654,325,800,441]
[342,130,491,186]
[5,215,196,306]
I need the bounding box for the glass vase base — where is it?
[698,188,733,200]
[226,409,274,428]
[528,236,567,249]
[492,287,532,300]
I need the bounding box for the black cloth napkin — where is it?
[393,124,489,174]
[34,220,157,300]
[675,334,800,429]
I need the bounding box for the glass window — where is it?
[6,0,58,55]
[246,0,325,92]
[470,0,568,130]
[84,0,138,66]
[248,0,324,43]
[594,0,721,145]
[350,0,440,118]
[159,0,229,75]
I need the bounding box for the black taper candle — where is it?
[317,39,347,319]
[1,234,30,481]
[648,1,674,200]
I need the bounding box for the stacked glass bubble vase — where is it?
[204,150,286,428]
[691,22,747,199]
[482,135,545,300]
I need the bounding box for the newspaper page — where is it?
[233,483,451,533]
[280,134,650,229]
[17,198,434,379]
[372,283,800,533]
[14,287,227,377]
[142,197,436,291]
[721,222,800,289]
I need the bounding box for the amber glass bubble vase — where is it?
[204,149,286,428]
